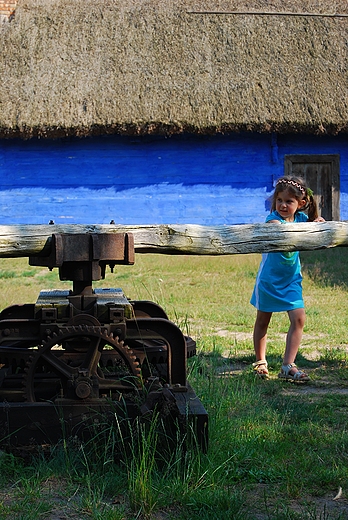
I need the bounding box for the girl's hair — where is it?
[271,176,319,221]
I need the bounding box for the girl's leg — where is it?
[283,308,306,375]
[253,310,272,361]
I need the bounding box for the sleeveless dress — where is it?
[250,210,308,312]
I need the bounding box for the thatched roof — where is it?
[1,0,348,139]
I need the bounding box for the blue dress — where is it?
[250,210,308,312]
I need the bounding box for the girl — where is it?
[250,176,325,381]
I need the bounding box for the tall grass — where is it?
[0,249,347,518]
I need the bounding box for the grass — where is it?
[0,248,347,518]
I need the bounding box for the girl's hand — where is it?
[314,217,325,222]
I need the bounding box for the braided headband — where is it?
[276,179,306,195]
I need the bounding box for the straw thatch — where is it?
[1,0,348,138]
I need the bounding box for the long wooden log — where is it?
[0,222,346,258]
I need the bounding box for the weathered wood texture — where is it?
[0,223,346,258]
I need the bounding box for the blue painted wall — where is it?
[0,132,347,225]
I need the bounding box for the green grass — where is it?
[0,249,347,518]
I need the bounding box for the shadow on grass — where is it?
[301,248,348,289]
[189,350,348,514]
[191,350,322,373]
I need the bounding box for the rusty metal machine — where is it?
[0,233,208,450]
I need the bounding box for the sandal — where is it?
[278,363,310,382]
[252,360,269,379]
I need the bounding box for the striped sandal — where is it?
[278,363,310,382]
[252,360,269,379]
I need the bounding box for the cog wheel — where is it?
[23,325,141,402]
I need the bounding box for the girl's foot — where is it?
[278,363,310,382]
[252,360,269,379]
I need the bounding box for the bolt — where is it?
[75,381,91,399]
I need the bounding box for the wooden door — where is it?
[284,154,340,221]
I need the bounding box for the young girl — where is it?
[250,176,325,381]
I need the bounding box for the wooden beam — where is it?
[0,222,346,258]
